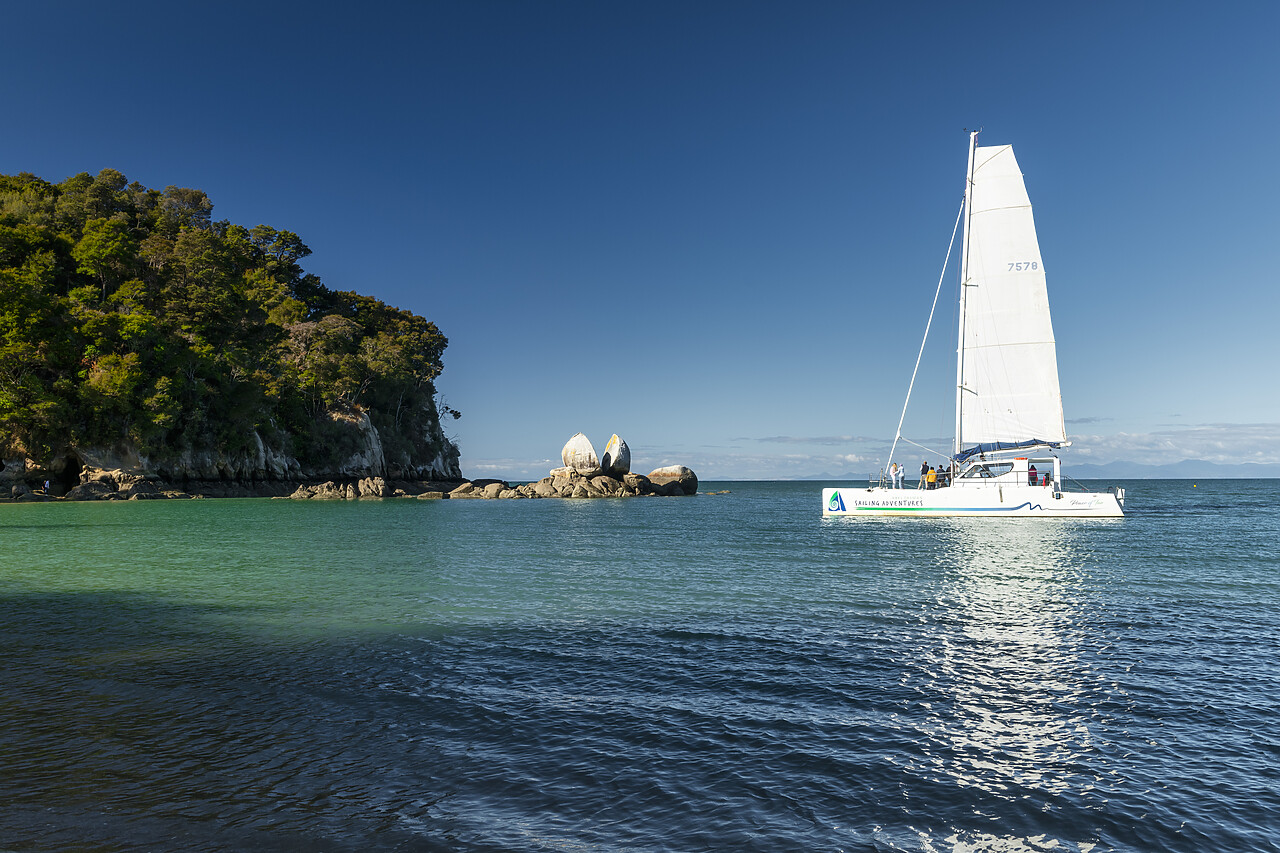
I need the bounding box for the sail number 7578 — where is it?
[1007,261,1039,271]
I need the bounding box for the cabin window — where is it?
[961,463,1013,479]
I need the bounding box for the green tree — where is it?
[159,186,212,232]
[73,217,135,300]
[0,167,457,473]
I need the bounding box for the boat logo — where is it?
[828,491,846,512]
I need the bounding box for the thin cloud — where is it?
[1158,421,1279,430]
[1071,423,1280,465]
[755,435,880,445]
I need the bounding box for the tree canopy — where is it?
[0,169,456,472]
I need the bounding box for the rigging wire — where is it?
[885,196,966,473]
[899,435,952,460]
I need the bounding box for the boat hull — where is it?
[822,485,1123,518]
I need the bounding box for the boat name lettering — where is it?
[855,499,924,508]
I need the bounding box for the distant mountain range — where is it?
[1064,460,1280,479]
[803,460,1280,481]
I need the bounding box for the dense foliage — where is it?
[0,169,456,471]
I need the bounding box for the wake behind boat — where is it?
[824,133,1124,518]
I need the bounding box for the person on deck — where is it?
[1028,464,1038,485]
[888,462,900,488]
[926,466,937,490]
[919,460,928,489]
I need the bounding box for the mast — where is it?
[954,130,979,459]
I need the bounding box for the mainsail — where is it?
[956,144,1067,454]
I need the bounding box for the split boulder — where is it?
[561,433,600,475]
[601,434,631,476]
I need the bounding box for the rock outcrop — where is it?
[646,465,699,496]
[561,433,600,475]
[394,467,695,501]
[601,434,631,476]
[429,470,655,500]
[418,434,699,501]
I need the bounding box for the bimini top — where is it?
[953,439,1062,464]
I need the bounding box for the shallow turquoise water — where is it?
[1,481,1277,851]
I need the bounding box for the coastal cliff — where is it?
[0,168,462,499]
[2,403,462,501]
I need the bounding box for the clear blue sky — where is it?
[4,1,1277,479]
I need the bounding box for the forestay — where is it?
[958,144,1067,449]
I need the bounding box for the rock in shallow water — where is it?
[647,466,698,496]
[449,483,483,499]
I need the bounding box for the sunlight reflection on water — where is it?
[933,522,1096,793]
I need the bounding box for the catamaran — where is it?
[823,133,1124,517]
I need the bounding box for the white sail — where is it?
[958,144,1066,448]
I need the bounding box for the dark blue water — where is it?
[1,480,1277,851]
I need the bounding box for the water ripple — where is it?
[1,482,1278,851]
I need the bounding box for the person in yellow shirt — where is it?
[926,466,937,490]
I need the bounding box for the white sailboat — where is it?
[823,133,1125,518]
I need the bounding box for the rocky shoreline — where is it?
[2,472,468,502]
[443,464,697,500]
[3,469,698,502]
[3,432,701,502]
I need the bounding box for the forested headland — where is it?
[0,169,461,497]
